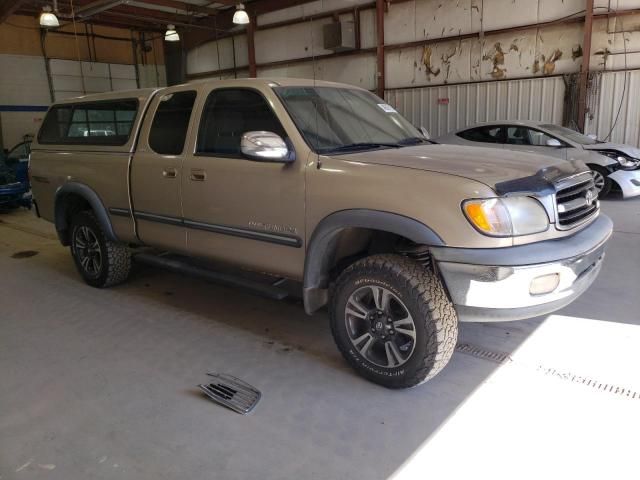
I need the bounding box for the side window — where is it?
[38,100,138,145]
[149,91,197,155]
[505,127,531,145]
[197,89,286,156]
[506,127,558,146]
[528,129,559,146]
[457,126,503,143]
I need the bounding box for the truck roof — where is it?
[49,78,366,106]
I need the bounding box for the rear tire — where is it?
[330,254,458,389]
[70,210,131,288]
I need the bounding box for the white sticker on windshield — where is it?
[377,103,397,113]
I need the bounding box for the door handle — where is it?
[190,169,207,181]
[163,168,177,179]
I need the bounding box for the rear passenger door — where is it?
[130,87,197,251]
[504,126,567,160]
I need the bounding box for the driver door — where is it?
[181,86,306,279]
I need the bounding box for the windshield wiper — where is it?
[323,142,402,154]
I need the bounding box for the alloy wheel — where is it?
[74,225,102,277]
[592,170,606,193]
[344,285,417,368]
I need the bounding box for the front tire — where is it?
[590,166,612,198]
[70,210,131,288]
[330,254,458,389]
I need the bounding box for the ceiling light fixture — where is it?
[164,24,180,42]
[39,5,60,28]
[233,3,249,25]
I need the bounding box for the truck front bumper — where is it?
[430,215,613,322]
[608,169,640,198]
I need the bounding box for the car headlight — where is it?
[595,150,640,169]
[463,197,549,237]
[616,155,639,168]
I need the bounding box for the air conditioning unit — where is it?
[323,21,356,52]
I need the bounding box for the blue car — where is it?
[0,140,32,210]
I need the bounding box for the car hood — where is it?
[582,142,640,159]
[330,144,582,187]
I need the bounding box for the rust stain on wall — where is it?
[422,46,441,78]
[483,42,507,79]
[572,44,583,60]
[542,49,563,75]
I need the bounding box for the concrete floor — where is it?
[1,197,639,480]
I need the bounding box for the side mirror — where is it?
[587,133,598,140]
[240,131,292,163]
[419,126,431,139]
[546,138,562,147]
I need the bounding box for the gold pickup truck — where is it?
[30,78,612,388]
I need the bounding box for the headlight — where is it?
[616,156,639,168]
[595,150,639,169]
[463,197,549,237]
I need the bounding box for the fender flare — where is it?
[302,209,444,314]
[54,182,118,245]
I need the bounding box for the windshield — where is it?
[541,124,599,145]
[274,87,425,154]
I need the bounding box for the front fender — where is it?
[302,209,444,314]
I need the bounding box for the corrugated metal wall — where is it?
[586,69,640,148]
[385,76,566,137]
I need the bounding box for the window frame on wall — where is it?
[195,87,288,159]
[38,98,139,146]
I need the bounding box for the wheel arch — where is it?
[303,209,445,314]
[54,182,117,246]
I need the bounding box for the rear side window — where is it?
[457,126,503,144]
[149,91,197,155]
[38,99,138,145]
[197,89,286,157]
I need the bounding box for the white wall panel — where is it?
[259,53,376,90]
[0,55,50,105]
[586,69,640,147]
[187,35,248,76]
[49,59,143,100]
[0,111,44,148]
[385,76,565,137]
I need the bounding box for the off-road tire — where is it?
[330,254,458,389]
[70,210,131,288]
[589,165,612,198]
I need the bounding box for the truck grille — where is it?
[555,173,599,229]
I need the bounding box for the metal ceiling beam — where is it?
[132,0,219,16]
[0,0,28,23]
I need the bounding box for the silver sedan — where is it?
[436,120,640,198]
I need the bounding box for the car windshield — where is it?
[541,124,600,145]
[274,86,427,154]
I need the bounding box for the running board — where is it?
[133,252,288,301]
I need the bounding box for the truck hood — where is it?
[582,142,640,159]
[330,144,581,187]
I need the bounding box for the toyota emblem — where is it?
[585,189,595,206]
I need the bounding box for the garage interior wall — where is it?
[186,0,640,146]
[0,15,166,149]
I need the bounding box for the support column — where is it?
[376,0,385,98]
[577,0,594,132]
[247,14,257,78]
